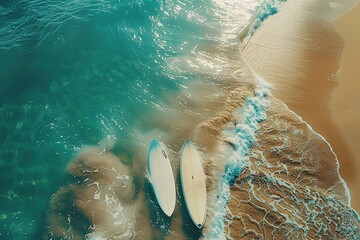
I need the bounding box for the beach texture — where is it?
[332,3,360,213]
[0,0,359,239]
[241,0,360,214]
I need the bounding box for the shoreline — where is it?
[331,2,360,214]
[240,0,360,212]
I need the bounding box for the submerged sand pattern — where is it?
[41,88,360,239]
[40,0,360,239]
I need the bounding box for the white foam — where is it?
[205,87,269,239]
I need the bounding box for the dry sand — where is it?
[331,3,360,215]
[241,1,360,212]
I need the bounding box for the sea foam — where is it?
[205,87,269,239]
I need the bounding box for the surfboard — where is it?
[180,139,207,228]
[148,138,176,217]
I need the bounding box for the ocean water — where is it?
[1,0,359,239]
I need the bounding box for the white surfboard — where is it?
[148,139,176,217]
[180,139,207,228]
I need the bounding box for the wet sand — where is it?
[241,1,360,212]
[332,3,360,215]
[225,95,359,239]
[40,1,360,238]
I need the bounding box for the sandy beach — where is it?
[241,1,360,212]
[2,0,359,238]
[332,3,360,214]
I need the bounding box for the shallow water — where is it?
[0,0,263,238]
[1,0,359,239]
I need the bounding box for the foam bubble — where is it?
[205,87,269,239]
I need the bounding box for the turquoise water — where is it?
[0,0,265,238]
[4,0,357,239]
